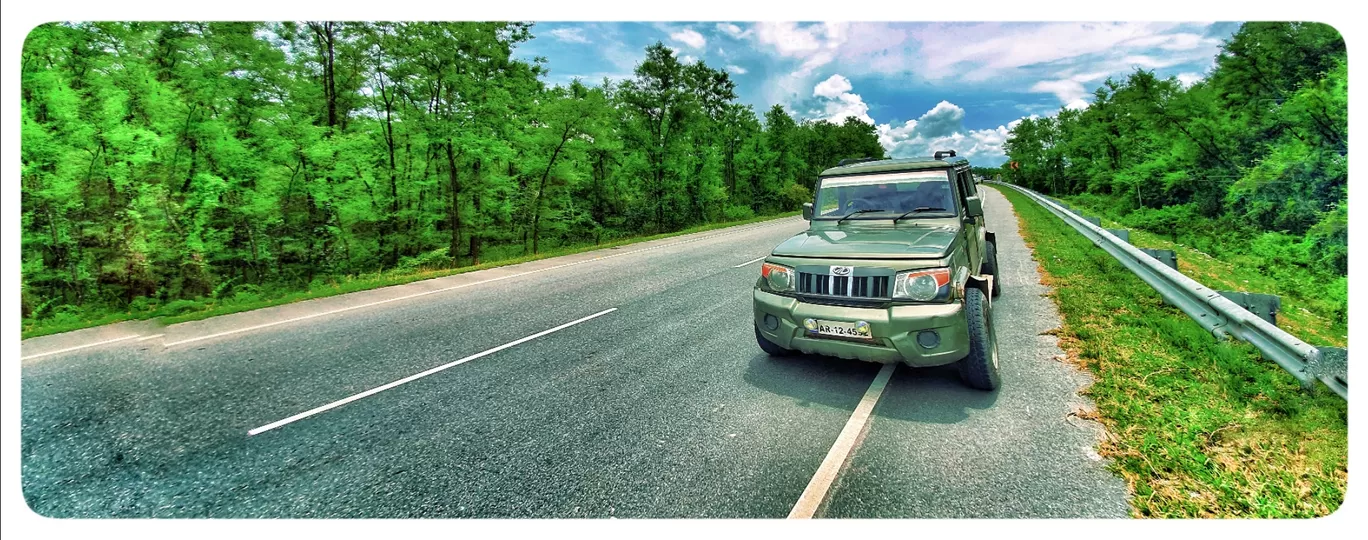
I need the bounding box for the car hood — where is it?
[771,226,961,259]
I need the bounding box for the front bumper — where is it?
[753,289,970,367]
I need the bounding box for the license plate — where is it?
[811,319,872,340]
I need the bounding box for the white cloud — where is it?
[670,28,706,49]
[819,93,875,125]
[813,74,853,99]
[917,101,966,139]
[725,64,748,75]
[717,23,749,39]
[910,22,1225,88]
[808,74,874,125]
[1030,79,1088,106]
[755,22,829,57]
[681,55,698,64]
[548,27,590,44]
[1176,72,1203,87]
[874,100,1011,162]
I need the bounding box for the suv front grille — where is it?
[798,272,890,299]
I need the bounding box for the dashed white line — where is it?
[247,308,618,436]
[788,363,896,519]
[732,256,767,268]
[20,335,143,361]
[167,218,798,348]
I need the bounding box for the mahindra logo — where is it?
[830,265,853,276]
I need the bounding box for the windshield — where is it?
[813,170,957,220]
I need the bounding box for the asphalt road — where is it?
[20,187,1129,518]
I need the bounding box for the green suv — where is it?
[752,151,1003,390]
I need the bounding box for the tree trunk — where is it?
[532,126,573,255]
[445,141,462,267]
[469,159,482,265]
[309,22,338,131]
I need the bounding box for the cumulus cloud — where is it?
[912,101,966,139]
[1176,72,1203,87]
[813,74,853,99]
[670,28,707,49]
[725,64,748,75]
[548,27,590,44]
[874,100,1012,162]
[807,74,874,125]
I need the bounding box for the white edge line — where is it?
[166,218,797,348]
[247,307,618,436]
[135,334,165,342]
[732,256,767,268]
[788,363,896,519]
[20,335,142,361]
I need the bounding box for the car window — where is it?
[813,170,956,218]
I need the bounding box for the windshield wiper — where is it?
[893,206,947,223]
[835,208,886,224]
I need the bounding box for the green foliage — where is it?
[997,186,1346,518]
[20,23,884,333]
[1003,22,1347,279]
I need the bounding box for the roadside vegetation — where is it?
[1057,195,1345,348]
[21,22,884,338]
[993,185,1347,518]
[991,22,1346,325]
[20,210,795,338]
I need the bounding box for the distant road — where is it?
[21,188,1128,518]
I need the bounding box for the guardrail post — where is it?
[1139,248,1178,271]
[1105,228,1130,244]
[1217,291,1281,327]
[1314,347,1349,396]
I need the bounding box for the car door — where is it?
[955,166,985,272]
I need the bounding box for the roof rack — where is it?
[836,157,881,167]
[933,150,957,160]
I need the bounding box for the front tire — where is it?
[755,326,794,356]
[957,287,1001,390]
[983,241,1002,298]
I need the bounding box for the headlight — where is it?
[761,262,795,292]
[893,268,952,302]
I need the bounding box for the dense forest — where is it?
[20,22,886,325]
[1001,23,1347,291]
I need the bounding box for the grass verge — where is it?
[1058,195,1347,348]
[21,211,798,340]
[989,185,1347,518]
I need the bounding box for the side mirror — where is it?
[964,196,984,218]
[802,202,813,221]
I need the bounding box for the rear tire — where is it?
[957,287,1001,390]
[755,326,794,356]
[983,241,1002,298]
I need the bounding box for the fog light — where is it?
[855,321,870,335]
[917,330,940,349]
[764,314,779,331]
[803,318,818,331]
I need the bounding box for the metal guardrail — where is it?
[987,181,1347,400]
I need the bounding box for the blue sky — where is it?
[515,21,1242,166]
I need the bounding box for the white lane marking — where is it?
[20,335,142,361]
[136,334,165,342]
[247,308,618,436]
[788,363,896,519]
[167,218,798,348]
[732,256,766,268]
